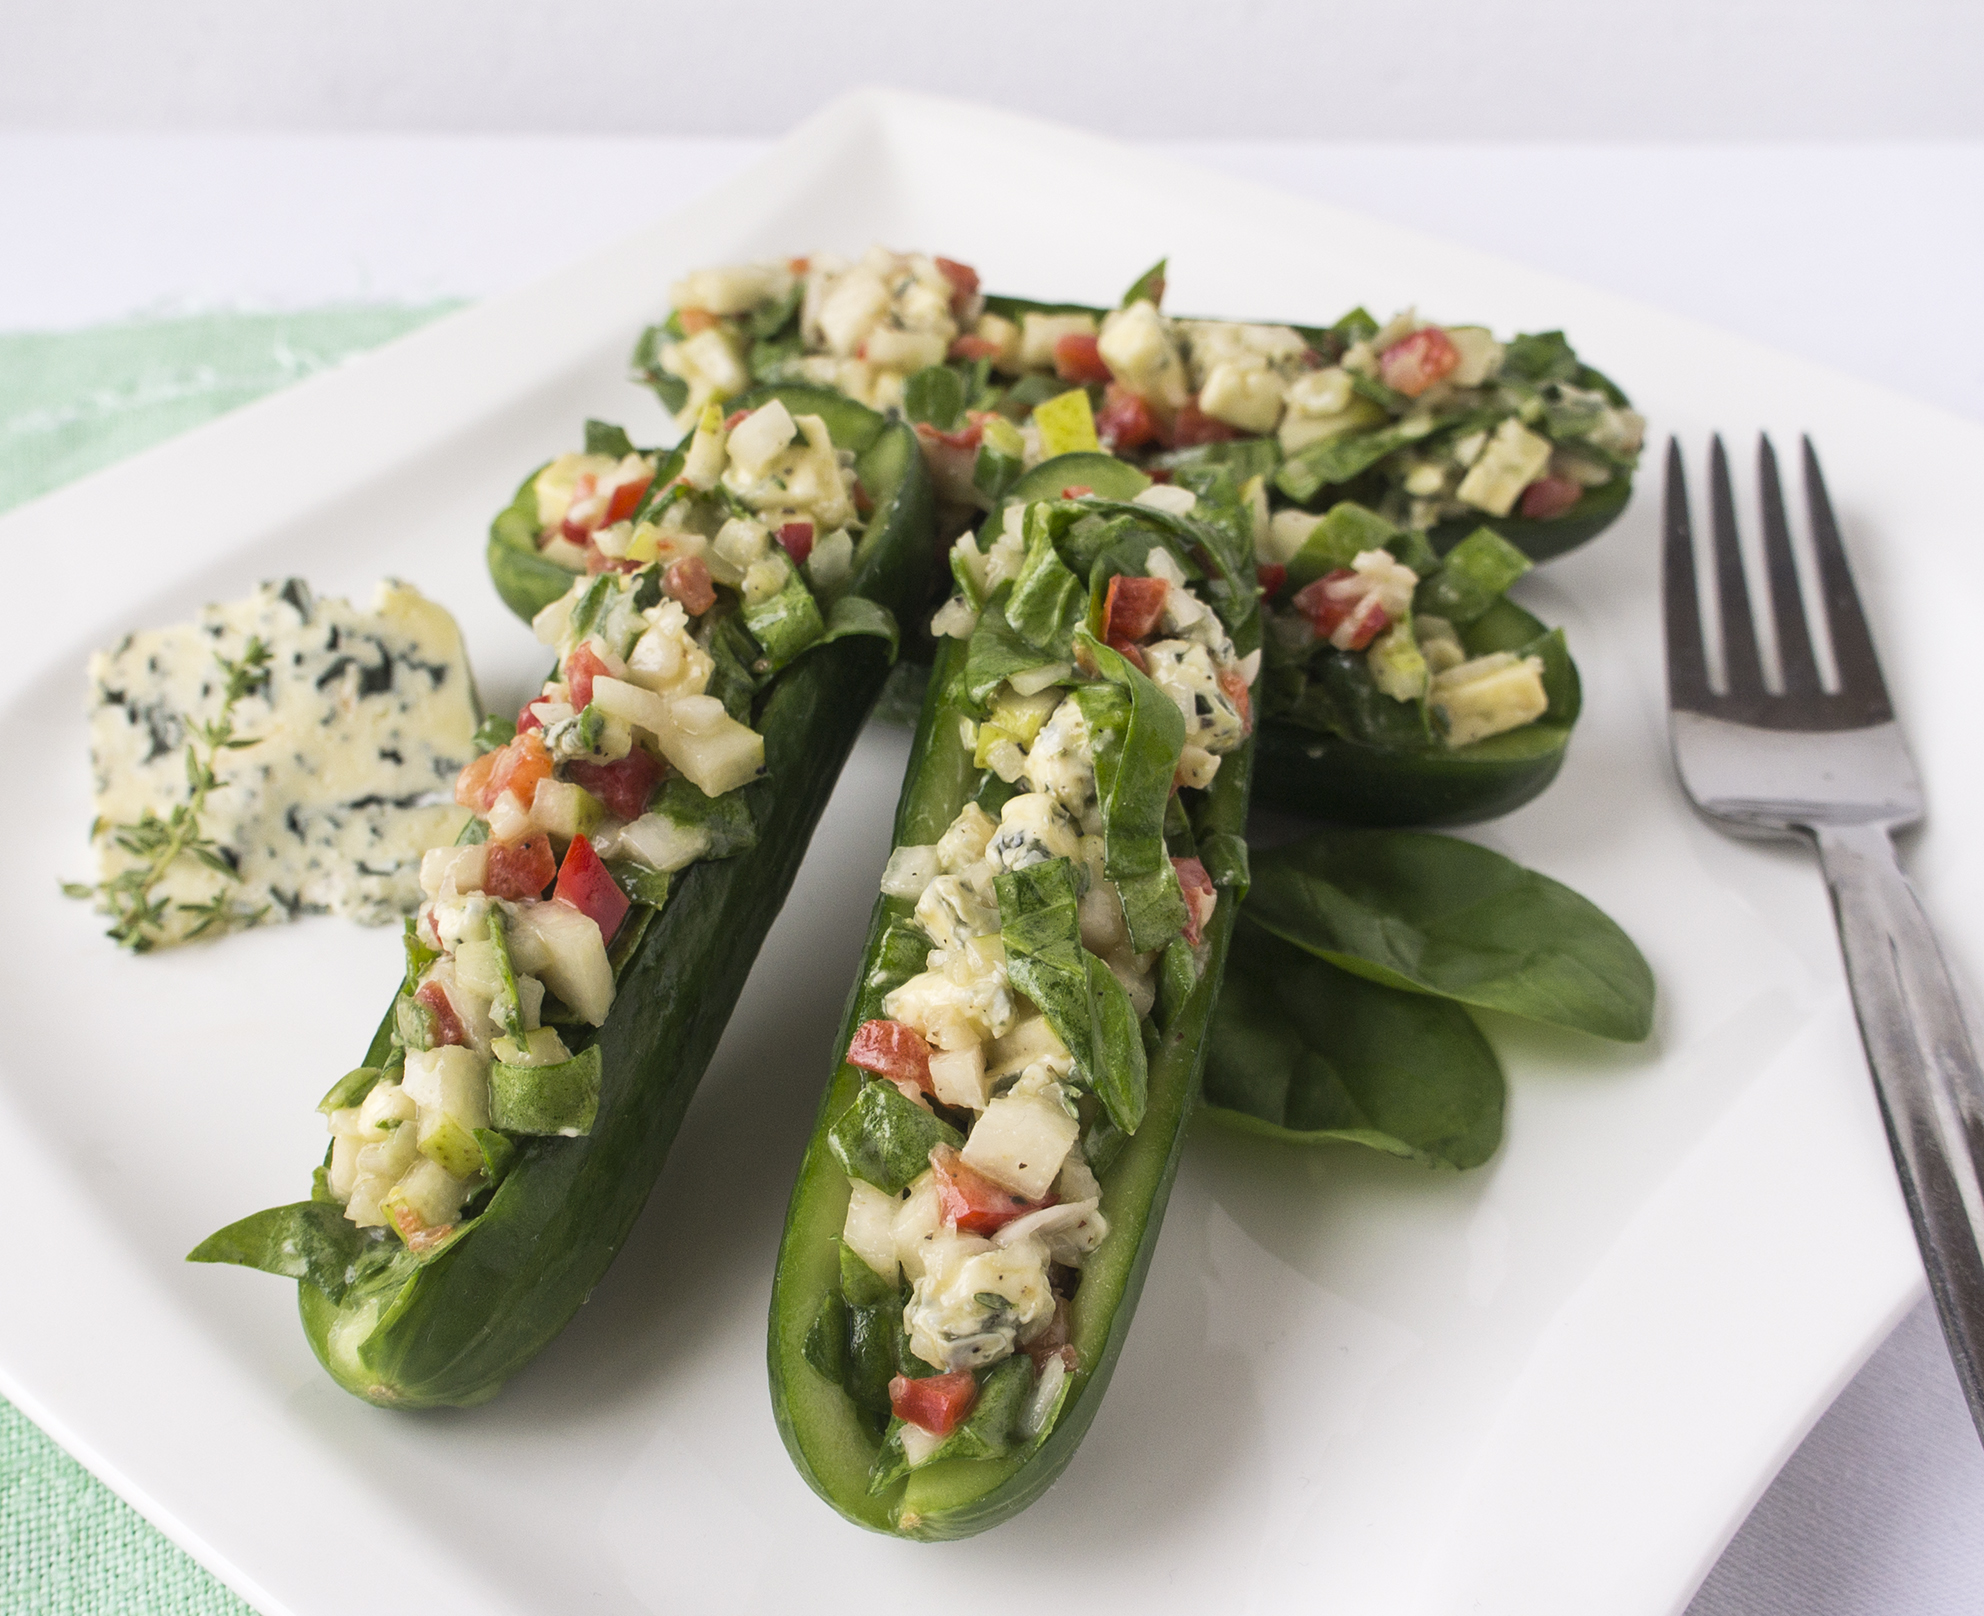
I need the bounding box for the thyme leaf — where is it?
[67,638,274,951]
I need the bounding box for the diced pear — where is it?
[843,1181,902,1281]
[892,1173,945,1281]
[615,811,712,874]
[381,1157,472,1243]
[1431,652,1550,748]
[1456,418,1553,516]
[530,777,604,843]
[961,1088,1078,1200]
[589,676,763,797]
[493,1025,573,1068]
[983,1015,1070,1081]
[506,900,614,1026]
[929,1043,990,1112]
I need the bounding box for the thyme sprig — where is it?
[66,638,275,952]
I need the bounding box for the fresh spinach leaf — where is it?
[186,1200,378,1303]
[1203,921,1504,1169]
[1246,830,1655,1040]
[965,600,1059,707]
[1004,507,1089,655]
[583,420,637,459]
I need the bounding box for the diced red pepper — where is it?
[930,1144,1047,1235]
[565,745,665,822]
[516,699,545,735]
[846,1019,933,1091]
[948,334,1000,362]
[1168,398,1236,448]
[1103,574,1169,643]
[890,1369,979,1437]
[724,409,750,430]
[776,521,816,563]
[1173,856,1217,945]
[1096,384,1158,451]
[917,417,985,452]
[1218,666,1253,735]
[1519,474,1583,520]
[564,642,613,712]
[1379,327,1460,398]
[604,470,652,525]
[1256,562,1288,600]
[934,257,980,320]
[786,256,809,274]
[584,548,641,575]
[455,732,553,814]
[1292,570,1390,652]
[664,555,717,616]
[678,308,719,335]
[483,832,557,901]
[1061,484,1094,498]
[914,420,984,506]
[1054,333,1111,385]
[853,479,875,518]
[415,978,467,1047]
[1106,635,1148,673]
[553,833,629,943]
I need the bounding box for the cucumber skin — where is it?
[298,414,934,1409]
[768,636,1256,1539]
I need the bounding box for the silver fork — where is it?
[1665,434,1984,1443]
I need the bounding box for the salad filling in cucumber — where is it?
[772,468,1260,1537]
[192,394,936,1407]
[1252,501,1580,825]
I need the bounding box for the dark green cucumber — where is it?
[210,402,934,1409]
[768,635,1255,1539]
[1252,598,1580,827]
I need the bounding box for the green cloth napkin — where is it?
[1,301,456,1614]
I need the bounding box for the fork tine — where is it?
[1662,439,1713,710]
[1708,435,1767,698]
[1803,437,1892,717]
[1757,435,1822,695]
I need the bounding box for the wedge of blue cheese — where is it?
[87,579,479,944]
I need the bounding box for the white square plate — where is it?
[4,91,1979,1616]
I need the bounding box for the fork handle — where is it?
[1815,820,1984,1437]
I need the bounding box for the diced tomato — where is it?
[415,978,467,1047]
[483,832,557,901]
[1379,327,1460,398]
[564,643,613,712]
[553,833,629,943]
[846,1019,932,1091]
[918,417,984,452]
[930,1144,1046,1235]
[565,746,665,822]
[934,257,980,320]
[786,256,809,274]
[1054,332,1111,385]
[948,334,1000,362]
[1061,484,1094,498]
[1218,666,1253,735]
[1103,574,1169,643]
[1168,398,1236,448]
[1256,562,1288,600]
[853,479,875,518]
[664,555,717,616]
[1519,474,1583,520]
[1173,856,1217,945]
[890,1369,979,1437]
[724,409,750,430]
[678,308,719,335]
[456,732,553,814]
[604,470,652,524]
[776,521,815,563]
[516,699,545,734]
[1106,635,1148,673]
[1096,384,1158,451]
[1292,570,1390,652]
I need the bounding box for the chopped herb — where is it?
[66,638,275,951]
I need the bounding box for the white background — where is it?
[5,0,1983,141]
[5,5,1984,1611]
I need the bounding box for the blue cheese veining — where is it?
[87,579,479,943]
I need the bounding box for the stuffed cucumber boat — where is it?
[770,463,1260,1537]
[191,392,935,1407]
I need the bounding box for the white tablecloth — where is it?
[7,130,1982,1613]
